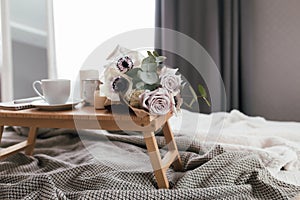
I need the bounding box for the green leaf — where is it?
[144,83,160,91]
[137,71,159,84]
[155,56,167,63]
[142,56,156,64]
[147,51,153,57]
[153,51,160,57]
[132,75,141,83]
[141,63,157,72]
[202,97,211,107]
[198,84,207,98]
[135,82,145,89]
[198,84,211,106]
[125,68,141,78]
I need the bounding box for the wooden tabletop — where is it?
[0,105,172,131]
[0,106,144,120]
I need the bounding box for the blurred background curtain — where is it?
[155,0,241,113]
[155,0,300,121]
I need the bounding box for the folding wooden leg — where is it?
[0,126,35,159]
[25,127,38,156]
[0,126,3,143]
[143,121,183,189]
[143,131,169,189]
[162,121,183,171]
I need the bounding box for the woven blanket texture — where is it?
[0,128,299,200]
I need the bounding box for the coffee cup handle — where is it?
[32,81,47,102]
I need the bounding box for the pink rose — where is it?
[140,88,172,115]
[159,67,182,95]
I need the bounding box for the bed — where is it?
[0,109,299,199]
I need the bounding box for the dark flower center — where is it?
[116,56,134,72]
[112,76,129,93]
[122,61,129,68]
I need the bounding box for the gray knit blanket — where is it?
[0,127,299,200]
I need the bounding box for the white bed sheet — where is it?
[271,170,300,186]
[169,109,300,186]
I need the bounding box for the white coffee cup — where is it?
[32,79,70,104]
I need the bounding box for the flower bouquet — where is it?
[101,45,209,117]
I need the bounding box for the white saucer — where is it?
[31,99,83,111]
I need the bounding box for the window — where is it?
[53,0,155,81]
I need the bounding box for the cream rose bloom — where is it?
[159,67,182,95]
[140,88,172,115]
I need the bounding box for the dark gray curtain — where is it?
[156,0,300,121]
[155,0,241,113]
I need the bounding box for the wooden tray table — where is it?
[0,106,182,189]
